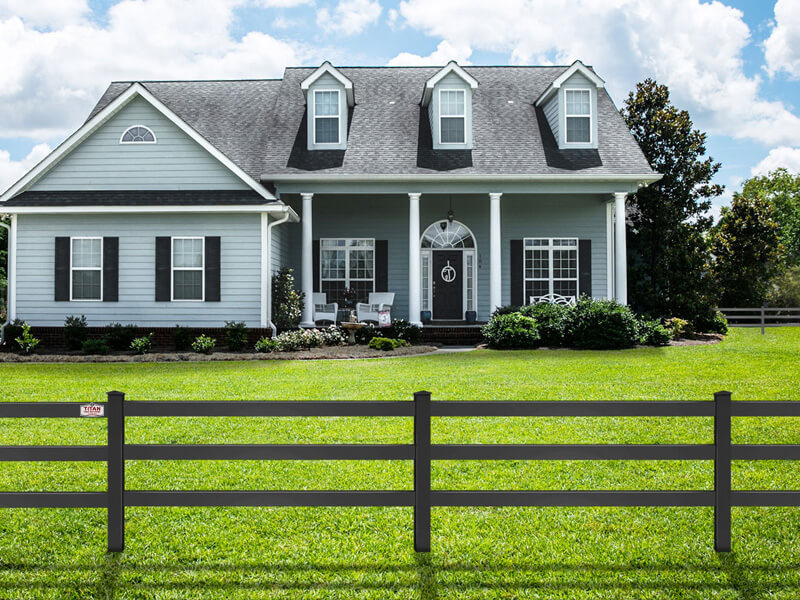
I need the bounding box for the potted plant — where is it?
[343,287,358,322]
[465,310,477,324]
[421,310,432,323]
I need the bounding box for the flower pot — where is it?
[421,310,432,324]
[465,310,477,324]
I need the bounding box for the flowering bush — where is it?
[254,337,279,353]
[318,325,345,346]
[256,326,345,353]
[130,333,154,355]
[192,334,215,354]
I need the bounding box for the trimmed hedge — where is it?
[481,313,541,349]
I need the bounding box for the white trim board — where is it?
[0,82,276,203]
[1,204,300,219]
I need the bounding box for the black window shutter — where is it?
[312,240,320,293]
[375,240,388,292]
[155,237,171,301]
[579,239,592,298]
[103,237,119,302]
[205,236,221,302]
[54,237,70,301]
[510,239,523,306]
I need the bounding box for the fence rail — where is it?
[719,307,800,332]
[1,391,799,554]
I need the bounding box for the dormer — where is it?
[421,61,478,150]
[535,60,604,150]
[301,62,354,151]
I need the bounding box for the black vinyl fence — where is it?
[1,391,800,553]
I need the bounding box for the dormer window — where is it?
[440,89,466,144]
[301,62,354,151]
[565,89,591,144]
[313,89,341,145]
[120,126,156,144]
[421,62,478,151]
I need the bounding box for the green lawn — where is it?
[0,327,799,599]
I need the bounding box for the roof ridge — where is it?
[109,78,283,83]
[285,65,574,70]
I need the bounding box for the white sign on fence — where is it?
[80,404,105,418]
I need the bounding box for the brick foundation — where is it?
[28,326,273,351]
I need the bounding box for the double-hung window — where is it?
[565,89,591,143]
[320,238,374,306]
[439,89,466,144]
[71,237,102,301]
[524,238,578,302]
[172,237,204,301]
[314,90,340,144]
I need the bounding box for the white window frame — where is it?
[523,237,579,302]
[69,236,103,302]
[319,238,375,297]
[439,88,466,145]
[312,89,341,146]
[119,125,157,144]
[563,89,592,145]
[171,236,205,302]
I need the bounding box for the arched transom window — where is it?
[421,221,475,249]
[120,126,156,144]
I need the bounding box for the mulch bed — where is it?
[0,344,439,363]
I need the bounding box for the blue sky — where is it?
[1,0,799,217]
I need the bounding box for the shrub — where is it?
[563,298,640,349]
[664,317,692,339]
[693,309,728,334]
[368,337,409,351]
[14,322,40,355]
[82,338,109,355]
[491,305,522,318]
[272,267,304,333]
[105,323,139,351]
[481,313,541,349]
[318,325,345,346]
[354,324,378,345]
[637,318,672,346]
[64,315,88,350]
[173,325,192,351]
[519,303,569,347]
[192,334,215,354]
[130,334,154,355]
[272,329,325,352]
[224,321,249,351]
[2,319,25,352]
[254,336,279,353]
[355,319,421,345]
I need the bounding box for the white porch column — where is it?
[613,191,628,305]
[8,215,16,321]
[300,192,315,327]
[408,192,422,327]
[489,192,503,313]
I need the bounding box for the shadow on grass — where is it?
[2,557,800,596]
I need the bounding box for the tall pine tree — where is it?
[621,79,723,323]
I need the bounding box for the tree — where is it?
[741,168,800,265]
[621,79,723,322]
[710,194,783,307]
[271,267,304,333]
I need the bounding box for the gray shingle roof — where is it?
[88,66,655,181]
[5,190,272,207]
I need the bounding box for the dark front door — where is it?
[433,251,463,320]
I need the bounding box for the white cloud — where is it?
[752,146,800,176]
[0,143,50,194]
[764,0,800,79]
[255,0,311,5]
[317,0,381,36]
[0,0,88,29]
[386,8,398,30]
[0,0,312,140]
[395,0,800,148]
[387,40,472,66]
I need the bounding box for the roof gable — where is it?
[421,61,479,106]
[2,83,276,202]
[301,62,355,106]
[535,60,605,107]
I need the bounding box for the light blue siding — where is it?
[15,213,262,327]
[284,193,609,322]
[29,97,249,191]
[429,72,473,150]
[556,71,598,149]
[544,94,560,142]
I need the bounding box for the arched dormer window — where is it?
[120,126,156,144]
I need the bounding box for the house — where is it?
[0,60,659,337]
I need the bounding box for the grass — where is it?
[0,326,799,599]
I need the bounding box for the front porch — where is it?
[276,190,629,328]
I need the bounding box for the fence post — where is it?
[414,391,431,552]
[761,305,766,335]
[107,391,125,553]
[714,390,732,552]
